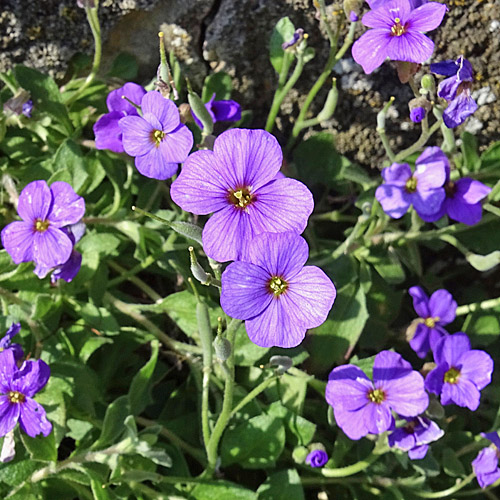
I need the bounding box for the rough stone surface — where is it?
[1,0,498,167]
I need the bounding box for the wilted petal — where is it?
[1,221,34,264]
[352,29,391,74]
[430,60,458,77]
[32,227,73,268]
[19,398,52,437]
[220,261,273,320]
[17,180,52,222]
[437,76,461,101]
[49,182,85,227]
[214,129,283,191]
[51,251,82,283]
[13,359,50,397]
[443,93,478,128]
[244,297,307,348]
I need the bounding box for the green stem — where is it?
[107,261,162,302]
[66,5,102,106]
[376,97,396,162]
[320,447,385,478]
[286,18,357,152]
[393,118,443,162]
[265,52,306,133]
[434,106,456,154]
[400,473,475,498]
[136,416,206,465]
[230,376,278,418]
[204,318,241,477]
[456,296,500,316]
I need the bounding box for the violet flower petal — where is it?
[211,99,241,122]
[49,182,85,227]
[428,289,457,324]
[51,250,82,283]
[410,323,432,358]
[455,178,491,205]
[106,82,145,113]
[352,29,391,74]
[383,371,429,417]
[375,184,411,219]
[472,447,500,489]
[220,261,273,320]
[445,198,483,226]
[443,93,478,128]
[32,227,73,268]
[406,2,447,31]
[141,91,180,132]
[0,397,20,437]
[158,123,193,162]
[409,286,430,317]
[433,332,470,366]
[333,406,371,440]
[441,377,480,410]
[18,398,52,437]
[17,180,52,222]
[1,221,35,264]
[13,359,51,397]
[385,30,434,63]
[135,147,179,180]
[458,350,493,390]
[408,444,429,459]
[94,111,126,153]
[424,364,447,395]
[119,115,156,157]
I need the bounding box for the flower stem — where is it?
[456,296,500,316]
[66,4,102,107]
[400,472,476,498]
[394,118,443,163]
[377,96,396,163]
[107,261,162,302]
[203,317,241,477]
[230,375,278,418]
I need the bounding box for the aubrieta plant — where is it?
[0,0,499,497]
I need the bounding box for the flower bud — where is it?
[421,74,436,94]
[343,0,363,20]
[408,97,432,123]
[317,78,338,122]
[189,247,212,285]
[213,335,232,362]
[269,355,293,374]
[292,446,309,464]
[282,28,304,50]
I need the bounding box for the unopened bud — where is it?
[395,61,420,84]
[426,395,445,420]
[409,97,432,123]
[292,446,309,464]
[3,90,32,117]
[317,79,338,122]
[189,246,212,285]
[213,335,232,362]
[282,28,305,50]
[343,0,363,20]
[269,355,293,374]
[421,74,436,94]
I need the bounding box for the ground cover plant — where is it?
[0,0,500,498]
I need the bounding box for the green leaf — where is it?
[94,395,131,448]
[269,17,296,73]
[79,233,121,256]
[21,431,57,462]
[234,324,269,366]
[190,480,257,500]
[257,469,305,500]
[202,72,232,101]
[463,307,500,345]
[367,247,405,284]
[106,53,138,81]
[48,139,88,193]
[0,459,40,486]
[294,132,341,186]
[266,373,307,414]
[79,302,120,336]
[221,414,286,468]
[128,340,159,416]
[480,140,500,170]
[306,283,368,373]
[188,90,213,135]
[460,132,480,172]
[442,448,466,477]
[466,250,500,271]
[91,479,114,500]
[14,65,72,134]
[132,440,172,468]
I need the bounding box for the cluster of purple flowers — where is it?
[0,324,52,439]
[376,146,491,225]
[171,128,336,348]
[1,180,85,283]
[472,432,500,489]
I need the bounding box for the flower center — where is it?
[444,367,460,384]
[268,276,288,297]
[8,390,25,404]
[229,187,253,209]
[34,218,50,232]
[424,316,440,328]
[404,421,417,434]
[444,181,457,198]
[151,129,165,146]
[391,17,407,36]
[368,388,386,404]
[405,176,417,193]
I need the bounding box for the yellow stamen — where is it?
[268,276,288,296]
[229,187,253,209]
[444,367,460,384]
[34,218,50,232]
[8,391,25,404]
[152,129,165,146]
[368,388,386,404]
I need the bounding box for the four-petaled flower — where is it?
[94,82,146,153]
[375,146,447,219]
[430,55,478,128]
[472,432,500,489]
[388,416,444,459]
[425,333,494,411]
[326,351,429,440]
[171,128,314,262]
[1,181,85,271]
[192,93,241,130]
[220,232,336,348]
[306,449,329,468]
[408,286,457,358]
[0,349,52,438]
[119,91,194,180]
[0,323,23,361]
[352,0,447,74]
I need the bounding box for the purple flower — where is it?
[388,416,444,459]
[1,181,85,270]
[192,93,241,130]
[22,100,33,118]
[430,56,478,128]
[306,449,329,467]
[425,333,494,411]
[170,128,314,262]
[0,324,23,362]
[375,146,447,219]
[220,232,336,348]
[408,286,457,358]
[34,222,85,283]
[0,350,52,438]
[410,107,426,123]
[419,162,491,226]
[94,82,146,153]
[472,432,500,489]
[282,28,305,49]
[367,0,428,9]
[326,351,429,440]
[352,0,447,74]
[119,91,193,180]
